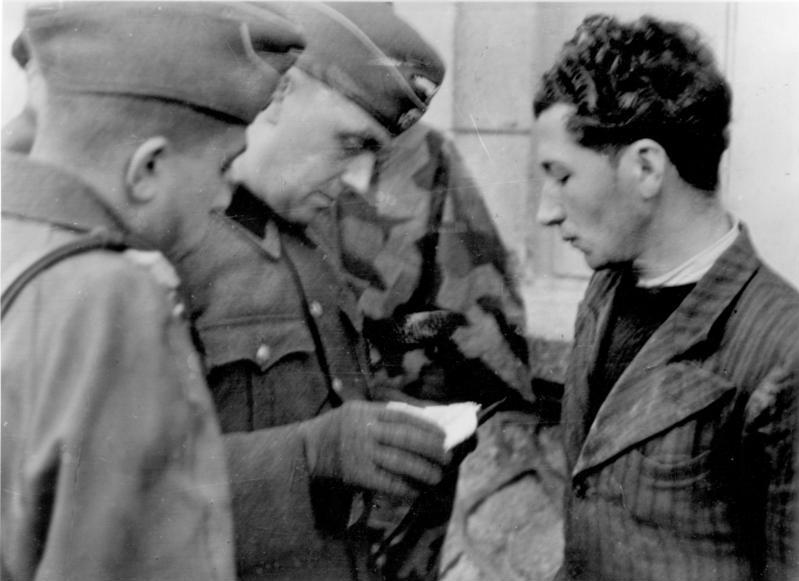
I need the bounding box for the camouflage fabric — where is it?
[313,121,531,407]
[311,121,533,581]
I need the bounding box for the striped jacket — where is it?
[558,227,799,581]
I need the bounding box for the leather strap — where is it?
[2,232,127,319]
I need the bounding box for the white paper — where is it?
[388,401,480,451]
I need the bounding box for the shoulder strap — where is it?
[1,233,127,319]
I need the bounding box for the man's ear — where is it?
[624,138,667,200]
[125,136,170,203]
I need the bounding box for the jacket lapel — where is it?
[572,228,761,477]
[562,269,620,469]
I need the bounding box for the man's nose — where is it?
[341,153,377,197]
[536,182,565,226]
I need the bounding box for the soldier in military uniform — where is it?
[1,4,304,580]
[175,4,461,580]
[1,36,36,154]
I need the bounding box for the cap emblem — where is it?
[409,74,439,103]
[397,108,422,131]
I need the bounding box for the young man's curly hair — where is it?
[533,14,732,191]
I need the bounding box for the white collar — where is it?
[637,217,740,288]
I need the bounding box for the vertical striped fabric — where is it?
[558,228,799,581]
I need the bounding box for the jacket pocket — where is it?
[199,315,315,372]
[613,369,738,536]
[632,419,716,487]
[200,316,332,430]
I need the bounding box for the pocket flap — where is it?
[199,316,315,371]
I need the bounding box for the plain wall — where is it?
[4,2,798,336]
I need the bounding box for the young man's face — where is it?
[230,70,392,225]
[535,103,648,270]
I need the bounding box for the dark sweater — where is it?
[589,275,696,422]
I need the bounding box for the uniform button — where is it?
[331,377,344,393]
[255,344,271,366]
[309,300,324,318]
[172,301,185,318]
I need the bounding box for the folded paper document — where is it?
[388,401,480,451]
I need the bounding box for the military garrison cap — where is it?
[283,2,445,135]
[20,2,306,124]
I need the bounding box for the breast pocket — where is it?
[614,367,738,537]
[199,316,329,430]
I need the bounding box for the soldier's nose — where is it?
[341,154,377,197]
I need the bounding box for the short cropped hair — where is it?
[39,89,244,163]
[533,14,732,191]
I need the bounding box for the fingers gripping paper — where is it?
[387,401,480,451]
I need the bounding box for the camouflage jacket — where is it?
[312,122,531,405]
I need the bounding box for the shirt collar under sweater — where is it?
[637,216,740,289]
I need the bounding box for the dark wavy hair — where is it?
[533,14,732,191]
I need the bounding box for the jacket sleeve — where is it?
[224,425,321,571]
[742,363,799,581]
[1,254,235,581]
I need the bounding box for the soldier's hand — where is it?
[300,401,451,497]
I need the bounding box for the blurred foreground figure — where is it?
[1,3,303,580]
[1,36,36,153]
[176,3,467,580]
[534,14,799,581]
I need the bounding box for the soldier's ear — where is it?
[125,137,170,203]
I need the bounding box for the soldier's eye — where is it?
[339,136,365,155]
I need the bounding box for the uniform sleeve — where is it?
[2,255,234,581]
[223,425,320,572]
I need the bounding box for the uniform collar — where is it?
[225,187,321,260]
[2,152,127,237]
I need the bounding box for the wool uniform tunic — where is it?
[1,154,235,581]
[178,190,374,581]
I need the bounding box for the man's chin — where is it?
[583,251,609,271]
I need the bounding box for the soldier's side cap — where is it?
[22,2,306,124]
[282,2,444,135]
